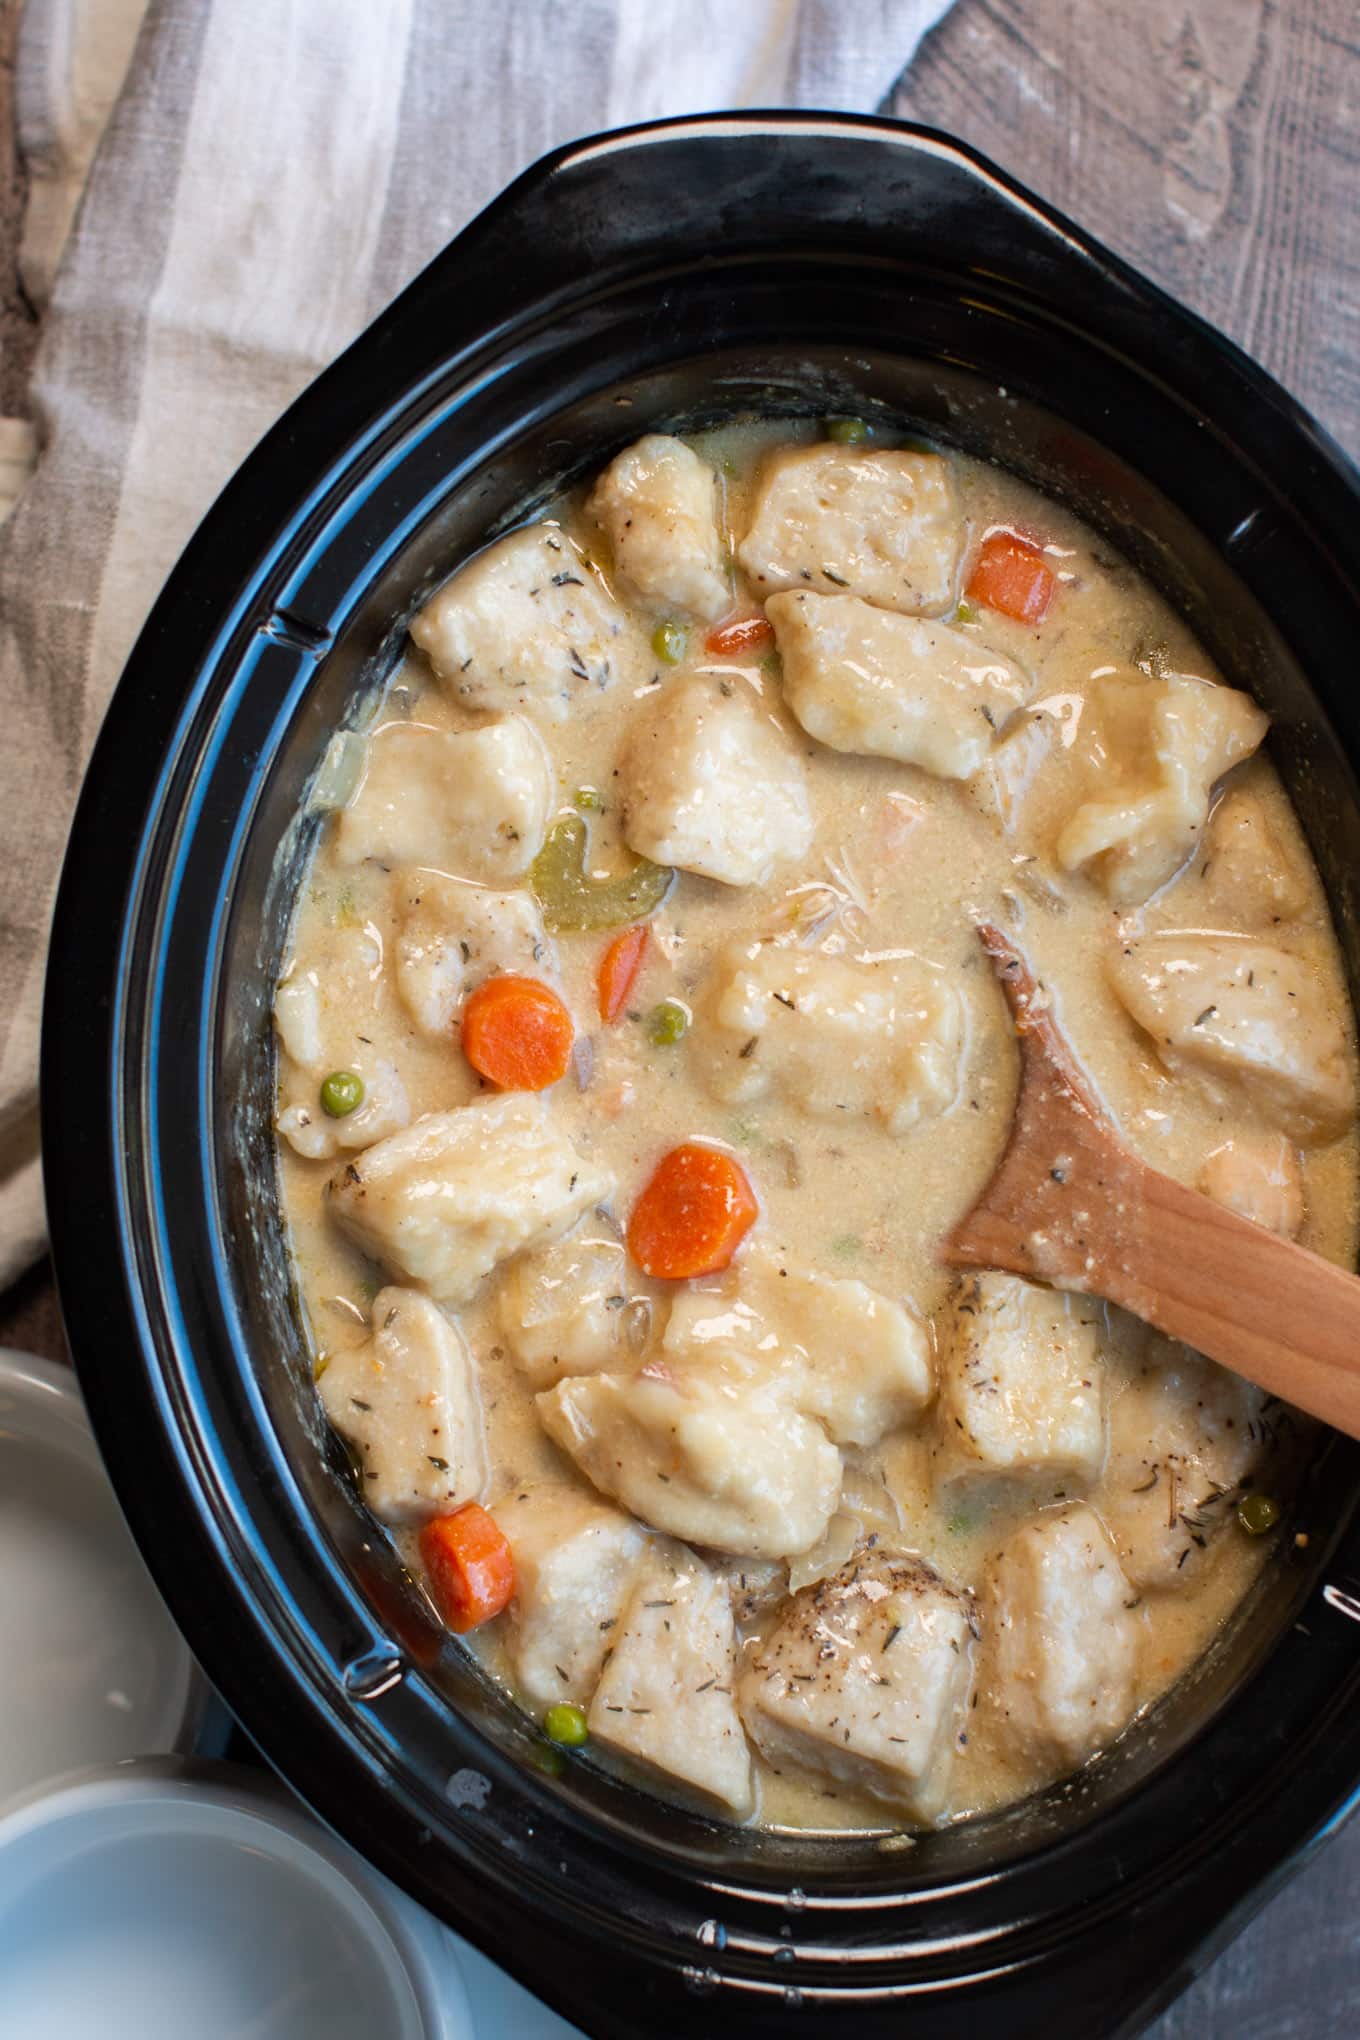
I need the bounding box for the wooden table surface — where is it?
[3,0,1358,2032]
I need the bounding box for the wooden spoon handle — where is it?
[1091,1164,1360,1438]
[944,921,1360,1441]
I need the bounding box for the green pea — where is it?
[1237,1492,1281,1537]
[825,416,870,444]
[320,1070,364,1118]
[651,620,687,665]
[647,999,690,1046]
[544,1702,589,1748]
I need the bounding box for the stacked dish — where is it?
[0,1349,508,2034]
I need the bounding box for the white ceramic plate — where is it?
[0,1761,473,2039]
[0,1349,207,1800]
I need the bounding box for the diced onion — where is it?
[309,730,367,814]
[788,1512,860,1593]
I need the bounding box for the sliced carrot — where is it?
[966,530,1056,624]
[627,1142,758,1280]
[461,974,573,1091]
[420,1504,516,1633]
[597,924,649,1025]
[704,614,776,657]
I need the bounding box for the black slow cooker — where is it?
[41,116,1360,2037]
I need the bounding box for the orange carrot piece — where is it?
[597,924,649,1025]
[966,530,1056,624]
[704,614,776,657]
[420,1504,516,1633]
[627,1142,758,1279]
[461,974,573,1091]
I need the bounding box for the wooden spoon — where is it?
[942,921,1360,1441]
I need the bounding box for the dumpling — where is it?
[588,1545,754,1816]
[981,1505,1139,1771]
[392,868,554,1038]
[1101,1338,1272,1590]
[497,1483,648,1708]
[325,1095,614,1303]
[1055,672,1267,904]
[738,1553,976,1820]
[587,434,729,622]
[273,927,411,1161]
[768,590,1029,780]
[497,1232,636,1390]
[662,1246,932,1448]
[1108,931,1357,1144]
[738,444,962,614]
[409,525,628,720]
[699,939,964,1136]
[618,676,813,886]
[934,1273,1105,1488]
[317,1287,485,1525]
[1202,787,1310,927]
[536,1356,843,1560]
[336,718,553,883]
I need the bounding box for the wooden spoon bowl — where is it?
[943,921,1360,1440]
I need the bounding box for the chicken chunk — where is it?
[335,718,553,883]
[738,444,963,614]
[587,433,729,622]
[497,1483,648,1708]
[738,1553,976,1820]
[409,525,628,720]
[589,1546,753,1816]
[496,1231,636,1390]
[982,1506,1139,1772]
[968,710,1053,835]
[1202,787,1310,926]
[1101,1339,1271,1590]
[325,1096,614,1304]
[392,867,554,1038]
[662,1246,932,1447]
[934,1274,1105,1488]
[768,591,1029,780]
[1055,673,1267,904]
[1108,932,1357,1144]
[273,929,411,1161]
[536,1357,843,1559]
[317,1288,485,1525]
[1199,1133,1304,1238]
[699,939,965,1136]
[617,676,813,887]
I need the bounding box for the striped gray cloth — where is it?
[0,0,951,1285]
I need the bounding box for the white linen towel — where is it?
[0,0,953,1284]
